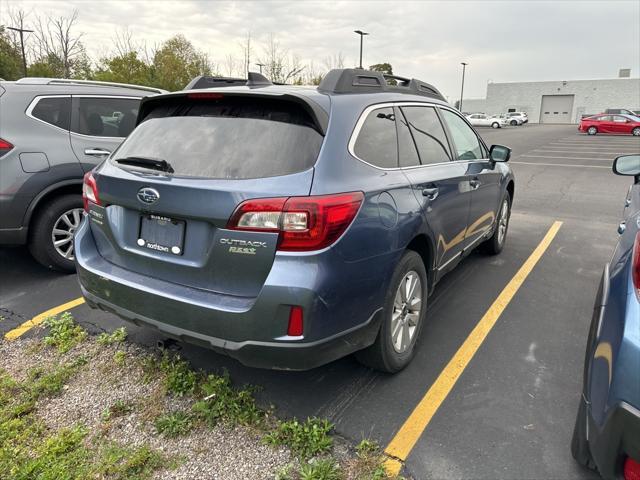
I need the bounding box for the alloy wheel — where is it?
[497,199,509,246]
[51,208,83,260]
[390,271,422,353]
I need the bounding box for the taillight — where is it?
[187,92,224,100]
[632,231,640,299]
[227,192,364,251]
[0,138,14,157]
[624,457,640,480]
[82,171,100,212]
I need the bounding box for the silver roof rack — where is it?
[15,77,166,94]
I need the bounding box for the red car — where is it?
[579,114,640,136]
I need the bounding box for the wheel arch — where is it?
[24,180,83,234]
[506,179,515,202]
[406,234,436,293]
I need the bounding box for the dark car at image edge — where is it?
[572,154,640,480]
[75,69,515,373]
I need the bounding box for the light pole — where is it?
[7,26,33,77]
[354,30,369,69]
[255,63,265,75]
[459,62,468,112]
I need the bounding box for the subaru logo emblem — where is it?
[137,187,160,205]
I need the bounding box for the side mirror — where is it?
[613,155,640,182]
[490,144,511,162]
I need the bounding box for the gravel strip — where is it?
[0,336,292,479]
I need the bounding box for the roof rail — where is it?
[184,71,274,90]
[318,68,446,102]
[15,77,166,94]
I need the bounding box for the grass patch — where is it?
[113,350,127,366]
[0,361,171,479]
[159,352,198,396]
[154,411,194,438]
[192,372,263,427]
[102,399,134,421]
[43,312,87,353]
[300,458,342,480]
[97,327,127,346]
[265,417,333,460]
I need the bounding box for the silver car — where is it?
[0,78,164,271]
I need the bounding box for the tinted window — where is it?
[31,97,71,130]
[395,108,420,167]
[73,97,140,137]
[354,107,398,168]
[402,106,451,165]
[440,109,482,160]
[613,116,628,122]
[113,97,323,179]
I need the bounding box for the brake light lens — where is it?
[632,232,640,299]
[0,138,13,157]
[227,192,364,251]
[624,457,640,480]
[187,92,224,100]
[82,171,100,212]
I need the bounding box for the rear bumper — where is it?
[75,217,385,370]
[586,398,640,479]
[82,287,382,370]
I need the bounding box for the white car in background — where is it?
[466,113,508,128]
[506,112,528,125]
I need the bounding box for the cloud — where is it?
[3,0,639,100]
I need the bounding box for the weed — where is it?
[159,352,198,396]
[274,463,296,480]
[300,458,342,480]
[356,439,379,457]
[154,411,194,437]
[350,439,390,480]
[265,417,333,460]
[43,312,87,353]
[102,400,133,421]
[192,372,263,427]
[94,443,169,478]
[113,350,127,366]
[97,326,128,346]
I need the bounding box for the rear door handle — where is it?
[469,179,481,189]
[422,187,439,200]
[84,148,111,157]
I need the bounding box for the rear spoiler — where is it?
[136,90,329,135]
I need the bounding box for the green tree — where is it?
[369,63,393,75]
[0,26,23,80]
[94,51,151,85]
[151,35,212,91]
[28,53,64,77]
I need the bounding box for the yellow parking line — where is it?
[4,297,86,340]
[384,221,563,475]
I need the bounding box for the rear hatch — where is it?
[86,92,327,297]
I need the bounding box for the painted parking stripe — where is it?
[384,221,563,475]
[534,149,637,155]
[511,162,610,169]
[4,297,85,340]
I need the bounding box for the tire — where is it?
[571,397,597,470]
[481,193,511,255]
[510,120,518,126]
[356,250,428,373]
[491,122,500,129]
[632,127,640,136]
[28,194,83,272]
[587,126,597,135]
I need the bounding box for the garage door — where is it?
[540,95,575,123]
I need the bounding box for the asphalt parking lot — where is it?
[2,124,639,479]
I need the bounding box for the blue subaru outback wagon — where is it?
[75,69,515,372]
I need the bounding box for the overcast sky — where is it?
[3,0,640,100]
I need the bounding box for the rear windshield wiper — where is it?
[114,156,175,173]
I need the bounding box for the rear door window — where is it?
[30,96,71,130]
[440,109,483,160]
[401,106,451,165]
[353,107,398,168]
[395,107,420,168]
[113,96,324,179]
[72,97,140,137]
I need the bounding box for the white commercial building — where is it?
[461,74,640,124]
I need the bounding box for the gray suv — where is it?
[0,78,164,271]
